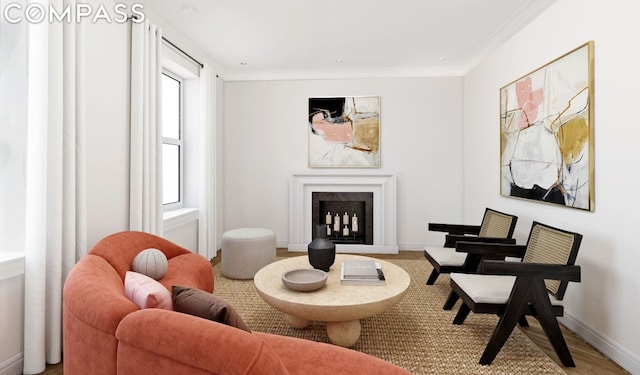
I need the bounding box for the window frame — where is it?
[161,70,184,210]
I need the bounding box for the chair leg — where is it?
[537,314,575,366]
[518,315,529,327]
[530,283,575,367]
[426,269,439,285]
[453,303,471,325]
[443,290,459,310]
[480,280,531,365]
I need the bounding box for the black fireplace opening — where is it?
[312,192,373,245]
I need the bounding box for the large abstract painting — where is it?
[308,96,380,168]
[500,41,594,211]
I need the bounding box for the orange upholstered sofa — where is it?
[63,231,410,375]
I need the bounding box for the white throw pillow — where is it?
[132,248,168,280]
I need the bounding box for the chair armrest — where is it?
[456,242,526,257]
[479,260,581,282]
[428,223,481,235]
[445,235,515,248]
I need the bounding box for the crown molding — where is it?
[218,65,467,82]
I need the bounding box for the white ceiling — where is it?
[135,0,556,80]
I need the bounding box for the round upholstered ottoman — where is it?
[221,228,277,279]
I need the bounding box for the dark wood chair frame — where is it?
[424,208,518,309]
[449,222,583,367]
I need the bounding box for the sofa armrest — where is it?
[255,332,412,374]
[116,309,290,375]
[63,255,139,375]
[116,309,410,375]
[64,255,138,334]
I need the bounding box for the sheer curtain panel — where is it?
[198,65,217,259]
[129,20,163,235]
[22,0,87,373]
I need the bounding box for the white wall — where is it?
[223,77,464,249]
[164,221,198,251]
[463,0,640,372]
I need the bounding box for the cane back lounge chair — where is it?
[424,208,518,309]
[449,221,582,366]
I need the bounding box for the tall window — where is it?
[161,72,183,207]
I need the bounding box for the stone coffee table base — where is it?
[254,254,411,347]
[285,314,361,347]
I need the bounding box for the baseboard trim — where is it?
[560,312,639,374]
[287,243,398,254]
[280,242,434,252]
[0,352,22,375]
[397,242,430,251]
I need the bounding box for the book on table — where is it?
[340,260,386,285]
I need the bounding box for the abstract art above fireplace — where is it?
[307,96,381,168]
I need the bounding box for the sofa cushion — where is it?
[124,271,172,309]
[132,248,168,280]
[172,286,250,332]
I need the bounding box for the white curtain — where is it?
[130,20,163,235]
[22,0,87,373]
[198,65,217,259]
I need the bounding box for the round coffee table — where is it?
[253,254,411,347]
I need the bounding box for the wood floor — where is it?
[39,250,628,375]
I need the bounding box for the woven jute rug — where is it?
[213,258,565,375]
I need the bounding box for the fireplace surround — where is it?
[288,173,398,254]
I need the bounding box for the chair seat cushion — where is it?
[450,273,563,305]
[424,246,467,266]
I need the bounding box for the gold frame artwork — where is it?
[307,96,381,168]
[500,41,595,211]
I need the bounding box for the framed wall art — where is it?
[500,41,594,211]
[308,96,380,168]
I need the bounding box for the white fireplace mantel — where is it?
[288,172,398,254]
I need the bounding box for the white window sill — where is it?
[0,252,25,281]
[164,207,199,232]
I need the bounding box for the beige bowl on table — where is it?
[281,269,328,292]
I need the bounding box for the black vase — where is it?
[308,224,336,272]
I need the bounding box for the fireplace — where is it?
[288,173,398,254]
[312,192,373,245]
